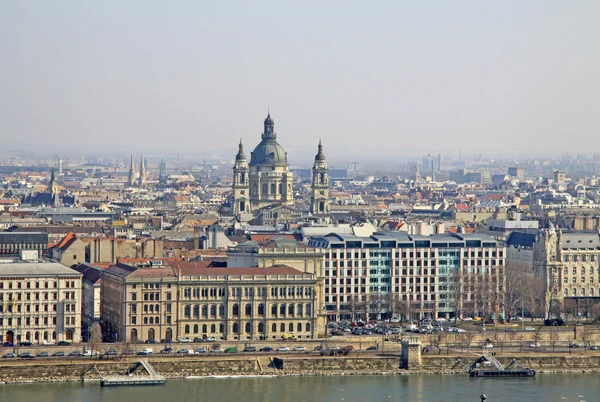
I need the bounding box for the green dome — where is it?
[250,139,287,166]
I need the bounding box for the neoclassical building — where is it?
[232,111,294,214]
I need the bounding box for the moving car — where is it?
[195,348,207,353]
[243,346,257,352]
[524,327,535,331]
[69,351,83,357]
[210,348,224,353]
[260,347,274,352]
[105,349,118,356]
[36,351,50,358]
[224,347,239,353]
[529,343,541,348]
[367,346,378,351]
[52,351,66,357]
[160,347,173,354]
[293,346,306,352]
[177,348,193,355]
[276,346,290,352]
[2,353,16,358]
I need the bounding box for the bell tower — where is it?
[233,139,250,214]
[310,140,330,214]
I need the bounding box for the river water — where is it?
[0,374,597,402]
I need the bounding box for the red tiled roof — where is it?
[55,232,78,250]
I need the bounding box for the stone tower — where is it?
[310,140,330,214]
[128,152,136,187]
[232,139,251,214]
[139,152,147,187]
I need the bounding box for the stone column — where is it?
[400,339,422,370]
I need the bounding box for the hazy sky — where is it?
[1,1,599,164]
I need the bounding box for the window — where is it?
[232,304,239,316]
[272,323,277,332]
[271,304,277,315]
[245,303,252,316]
[185,325,190,334]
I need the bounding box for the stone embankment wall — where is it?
[421,354,600,372]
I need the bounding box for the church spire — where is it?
[262,109,276,140]
[139,152,147,187]
[315,139,326,161]
[128,152,136,186]
[236,138,246,161]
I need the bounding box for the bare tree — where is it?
[386,293,407,322]
[500,265,530,322]
[532,328,543,353]
[447,268,465,324]
[87,322,102,358]
[367,294,386,321]
[549,327,559,353]
[347,295,365,322]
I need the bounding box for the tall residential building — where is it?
[310,140,330,214]
[158,159,167,182]
[232,139,250,214]
[0,262,82,344]
[308,232,505,321]
[139,152,147,187]
[128,152,136,187]
[233,111,293,210]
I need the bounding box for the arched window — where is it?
[156,317,160,324]
[272,323,277,332]
[202,305,208,317]
[130,329,137,342]
[148,328,155,341]
[211,305,217,317]
[258,304,265,315]
[185,324,190,334]
[298,304,303,315]
[271,304,277,316]
[297,323,302,332]
[271,183,276,194]
[155,304,160,312]
[258,322,265,333]
[149,317,154,324]
[252,184,258,196]
[289,304,294,315]
[211,324,216,333]
[262,183,268,195]
[202,324,207,333]
[233,304,239,316]
[193,305,199,318]
[289,323,294,332]
[233,323,239,334]
[149,293,154,301]
[582,288,586,296]
[219,323,224,333]
[184,305,191,318]
[219,305,225,317]
[280,304,286,315]
[245,322,252,333]
[144,317,148,324]
[245,303,252,316]
[278,183,282,194]
[144,294,148,301]
[149,304,154,313]
[193,324,199,334]
[306,303,311,315]
[280,323,285,332]
[564,289,569,297]
[573,289,578,296]
[144,305,148,313]
[306,323,311,332]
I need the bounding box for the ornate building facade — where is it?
[233,111,294,213]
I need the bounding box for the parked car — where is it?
[123,349,136,355]
[529,343,541,348]
[2,353,16,358]
[293,346,306,352]
[206,337,216,342]
[160,347,173,354]
[57,341,71,346]
[19,342,32,347]
[36,351,50,358]
[145,339,158,344]
[243,346,257,352]
[193,337,205,343]
[106,349,118,356]
[52,351,66,357]
[569,343,581,349]
[224,347,239,353]
[41,341,54,346]
[3,342,14,347]
[260,347,274,352]
[18,352,34,359]
[461,317,473,321]
[69,351,83,357]
[195,348,207,353]
[504,328,517,332]
[276,346,290,352]
[177,348,192,355]
[210,348,224,353]
[178,338,191,343]
[366,346,378,351]
[137,350,151,356]
[83,350,99,357]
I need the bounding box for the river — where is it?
[0,374,597,402]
